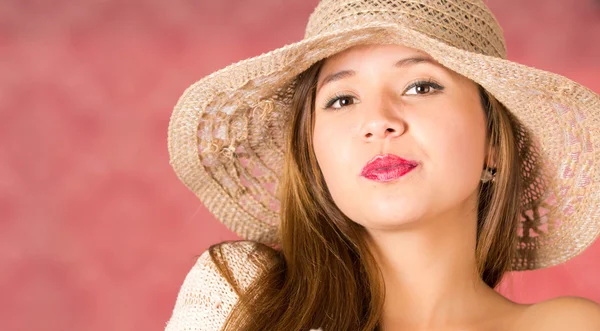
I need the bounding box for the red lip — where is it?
[361,154,418,182]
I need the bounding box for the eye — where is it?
[324,94,359,110]
[404,80,444,96]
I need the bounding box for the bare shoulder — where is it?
[514,296,600,331]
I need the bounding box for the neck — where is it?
[366,198,500,329]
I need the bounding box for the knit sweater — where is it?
[164,241,270,331]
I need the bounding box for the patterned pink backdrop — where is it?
[2,0,599,330]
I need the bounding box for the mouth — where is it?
[361,154,418,182]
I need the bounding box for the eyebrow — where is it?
[317,56,437,92]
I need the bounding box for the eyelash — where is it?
[323,79,445,110]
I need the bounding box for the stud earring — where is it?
[481,167,497,183]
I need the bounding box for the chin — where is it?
[353,203,426,230]
[364,214,422,230]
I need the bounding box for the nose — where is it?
[359,106,406,141]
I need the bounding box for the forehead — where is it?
[315,43,475,92]
[319,44,433,73]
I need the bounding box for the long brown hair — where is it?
[210,59,523,330]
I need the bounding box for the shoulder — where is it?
[514,296,600,331]
[165,240,279,331]
[204,240,279,290]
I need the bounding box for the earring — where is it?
[481,167,497,183]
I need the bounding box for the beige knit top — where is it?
[164,241,273,331]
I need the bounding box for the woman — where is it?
[165,0,600,330]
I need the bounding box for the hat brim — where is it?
[168,22,600,271]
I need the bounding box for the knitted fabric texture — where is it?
[165,241,273,331]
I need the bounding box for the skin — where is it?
[312,44,600,330]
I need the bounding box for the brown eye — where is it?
[415,84,431,94]
[404,81,444,96]
[326,95,359,109]
[337,97,354,106]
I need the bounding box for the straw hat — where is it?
[168,0,600,271]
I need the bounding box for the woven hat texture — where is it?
[168,0,600,271]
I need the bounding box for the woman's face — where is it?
[313,44,489,231]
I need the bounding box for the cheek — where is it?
[424,109,487,186]
[313,117,356,193]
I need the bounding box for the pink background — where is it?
[2,0,600,330]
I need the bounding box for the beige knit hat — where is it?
[168,0,600,271]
